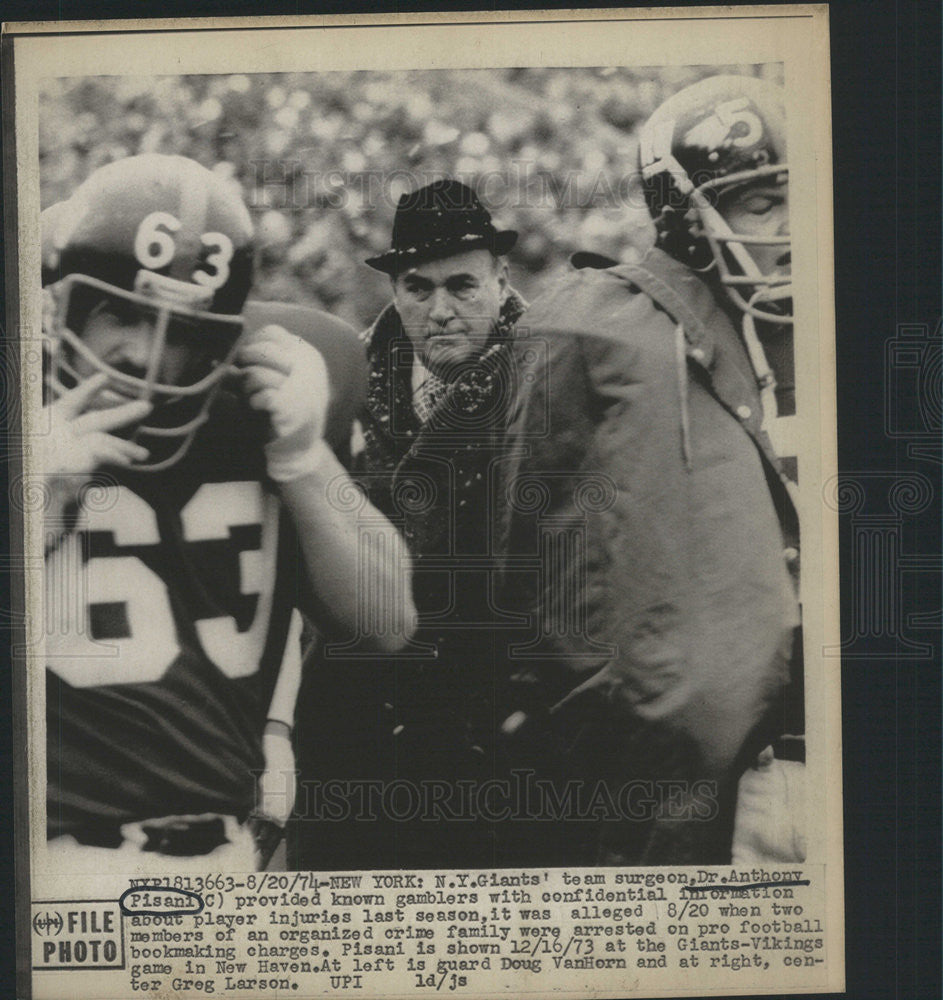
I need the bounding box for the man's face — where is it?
[72,294,210,408]
[717,178,791,282]
[393,249,509,375]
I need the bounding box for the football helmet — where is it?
[42,154,255,470]
[638,75,791,324]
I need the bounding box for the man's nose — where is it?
[428,288,456,325]
[115,320,157,370]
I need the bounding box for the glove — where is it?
[236,324,332,482]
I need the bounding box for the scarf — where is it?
[360,288,528,492]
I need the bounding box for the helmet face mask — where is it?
[47,273,246,471]
[691,164,792,324]
[639,76,792,325]
[42,154,254,472]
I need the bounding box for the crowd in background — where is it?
[40,65,780,327]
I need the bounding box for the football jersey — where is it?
[45,300,366,839]
[45,391,300,838]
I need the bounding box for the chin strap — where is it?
[741,311,779,437]
[675,324,692,471]
[741,313,801,513]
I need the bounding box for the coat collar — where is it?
[568,248,798,535]
[574,248,729,369]
[571,249,768,430]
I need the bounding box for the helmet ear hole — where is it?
[652,209,715,272]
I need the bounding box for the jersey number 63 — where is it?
[44,481,278,687]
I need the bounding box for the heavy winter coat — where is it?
[498,249,800,866]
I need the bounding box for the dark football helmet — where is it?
[42,154,255,470]
[638,75,791,324]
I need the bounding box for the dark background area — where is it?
[2,3,940,999]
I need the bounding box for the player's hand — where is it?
[42,373,151,498]
[250,725,297,869]
[236,324,331,482]
[257,726,298,826]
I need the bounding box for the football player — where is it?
[499,76,801,867]
[638,73,796,455]
[39,154,415,871]
[640,74,804,862]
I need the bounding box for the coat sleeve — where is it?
[501,271,795,804]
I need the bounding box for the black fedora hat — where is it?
[366,178,517,275]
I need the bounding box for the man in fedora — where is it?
[292,178,527,870]
[364,176,522,422]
